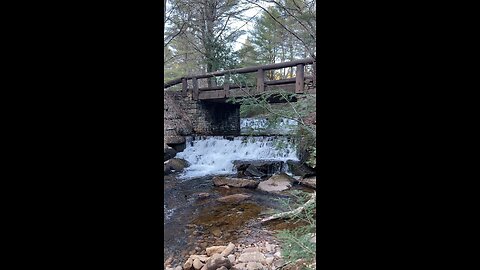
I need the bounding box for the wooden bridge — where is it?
[164,58,316,102]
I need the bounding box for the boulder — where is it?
[164,158,190,174]
[298,176,316,189]
[213,177,259,188]
[286,160,316,177]
[234,160,284,178]
[205,254,231,270]
[164,143,177,161]
[257,173,295,193]
[217,194,251,204]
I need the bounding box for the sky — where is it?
[231,6,263,51]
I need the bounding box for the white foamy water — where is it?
[176,136,298,179]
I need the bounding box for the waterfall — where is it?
[176,136,299,179]
[240,117,298,135]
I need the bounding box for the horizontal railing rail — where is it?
[164,58,316,100]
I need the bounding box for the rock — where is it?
[265,257,274,265]
[238,252,266,264]
[206,246,227,256]
[242,247,260,253]
[205,254,232,270]
[257,173,294,192]
[164,143,177,161]
[246,262,264,270]
[245,165,266,178]
[164,158,190,174]
[211,228,222,237]
[220,242,236,257]
[232,263,248,270]
[217,194,251,204]
[196,192,211,199]
[193,258,204,270]
[227,254,235,264]
[220,185,230,189]
[234,160,284,178]
[286,160,315,177]
[175,266,183,270]
[299,176,316,189]
[184,257,193,270]
[164,256,174,268]
[165,135,186,145]
[273,259,285,267]
[190,255,209,263]
[216,267,228,270]
[213,177,259,188]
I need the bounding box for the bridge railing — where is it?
[164,58,316,100]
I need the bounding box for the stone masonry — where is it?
[164,91,240,146]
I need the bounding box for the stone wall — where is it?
[164,91,241,145]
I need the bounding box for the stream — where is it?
[163,118,305,265]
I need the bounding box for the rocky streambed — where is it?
[164,135,316,269]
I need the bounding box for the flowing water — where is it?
[163,119,304,265]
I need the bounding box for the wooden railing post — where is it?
[182,78,187,94]
[192,77,199,100]
[224,73,230,98]
[295,64,305,94]
[257,69,265,94]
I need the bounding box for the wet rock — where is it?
[220,242,235,257]
[205,254,231,270]
[286,160,316,177]
[193,258,204,270]
[298,176,316,189]
[213,177,259,188]
[238,252,266,264]
[217,194,251,204]
[165,158,190,174]
[164,143,177,161]
[257,173,294,192]
[245,165,266,178]
[234,160,284,178]
[206,246,227,256]
[196,192,211,199]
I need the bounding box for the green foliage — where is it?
[275,190,316,269]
